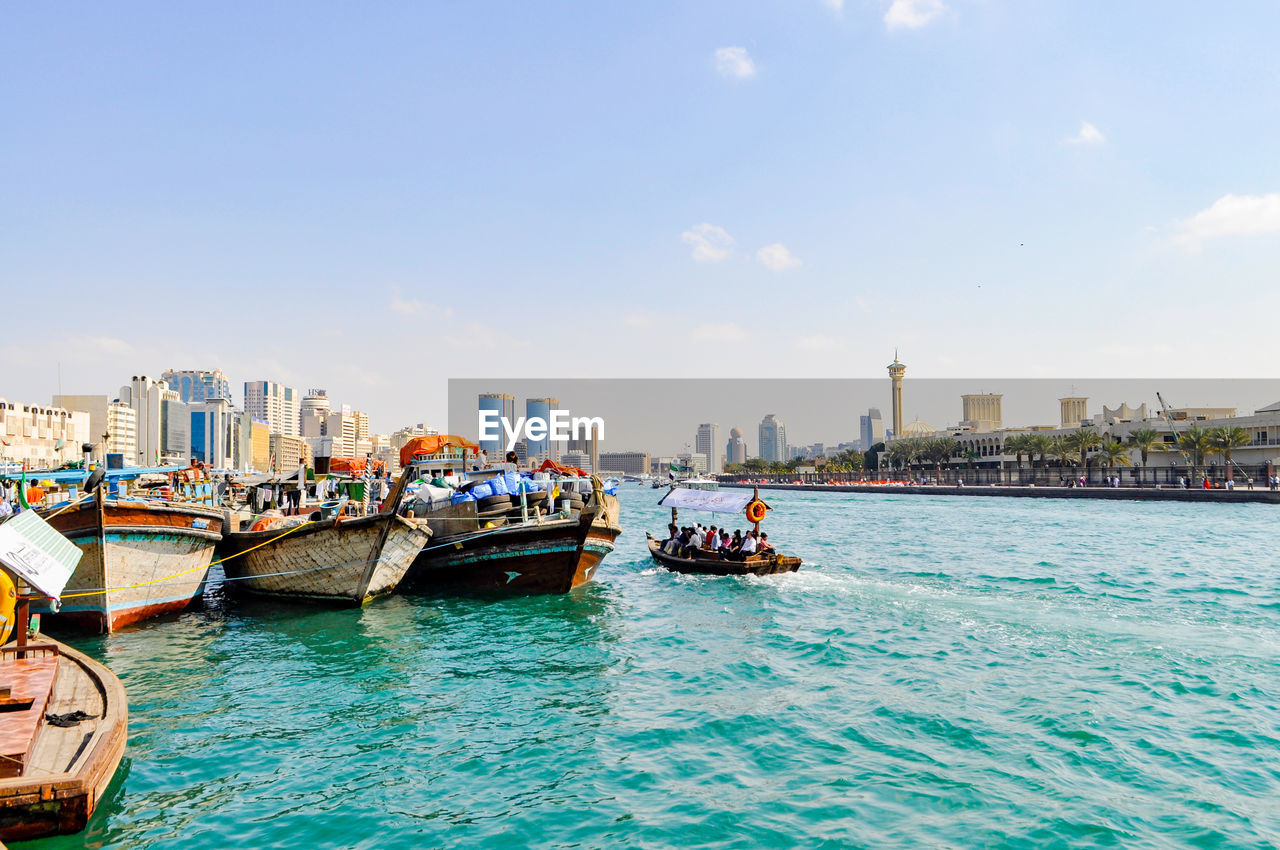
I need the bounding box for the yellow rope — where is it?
[60,519,317,599]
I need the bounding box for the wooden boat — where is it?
[0,637,127,842]
[646,535,801,576]
[217,473,429,605]
[40,496,224,634]
[647,485,802,576]
[582,490,622,580]
[403,500,600,594]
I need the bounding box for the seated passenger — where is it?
[758,532,775,554]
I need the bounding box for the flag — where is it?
[669,459,678,480]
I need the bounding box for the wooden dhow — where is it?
[0,637,127,843]
[404,500,600,594]
[217,473,430,605]
[40,496,224,634]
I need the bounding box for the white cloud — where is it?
[821,0,844,11]
[692,322,749,343]
[391,293,425,315]
[623,313,654,329]
[795,334,845,353]
[884,0,946,30]
[1066,121,1106,145]
[682,223,735,262]
[757,243,802,272]
[714,47,756,79]
[87,336,134,354]
[1176,193,1280,252]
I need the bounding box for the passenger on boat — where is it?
[705,525,718,550]
[758,533,774,554]
[724,530,742,556]
[662,524,680,554]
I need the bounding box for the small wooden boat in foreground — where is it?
[41,496,224,634]
[647,485,802,576]
[218,473,430,605]
[0,637,127,842]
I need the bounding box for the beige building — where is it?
[52,394,139,462]
[0,397,91,469]
[598,451,651,475]
[1059,397,1088,427]
[270,432,313,471]
[961,394,1002,432]
[250,420,272,472]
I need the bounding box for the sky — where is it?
[4,1,1280,434]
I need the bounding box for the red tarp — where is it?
[399,435,480,468]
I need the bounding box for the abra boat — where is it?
[647,486,801,576]
[40,494,224,633]
[217,472,430,605]
[0,636,128,842]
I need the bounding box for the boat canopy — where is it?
[399,435,479,467]
[658,488,756,514]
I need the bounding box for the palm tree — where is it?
[924,437,955,482]
[1208,425,1251,481]
[1177,425,1213,482]
[886,441,913,471]
[1126,428,1166,486]
[1026,433,1055,479]
[1065,428,1103,482]
[1004,433,1031,471]
[1095,439,1133,480]
[1049,436,1074,477]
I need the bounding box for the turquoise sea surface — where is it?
[19,487,1280,849]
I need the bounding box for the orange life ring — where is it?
[745,500,767,524]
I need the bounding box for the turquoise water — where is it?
[19,488,1280,849]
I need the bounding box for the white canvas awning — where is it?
[658,488,756,514]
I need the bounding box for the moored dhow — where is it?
[404,501,600,593]
[40,495,224,634]
[217,471,430,605]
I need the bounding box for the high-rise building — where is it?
[562,450,591,473]
[860,408,885,448]
[189,397,235,468]
[695,423,721,475]
[478,393,516,457]
[525,397,558,462]
[118,376,174,466]
[726,427,747,466]
[161,369,232,404]
[244,380,300,437]
[300,389,331,419]
[758,414,786,463]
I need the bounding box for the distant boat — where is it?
[41,496,224,633]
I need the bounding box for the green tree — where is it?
[1126,428,1167,486]
[1026,434,1055,469]
[1065,428,1103,477]
[1208,425,1251,480]
[1095,440,1133,476]
[1004,433,1032,470]
[1176,425,1213,480]
[923,437,955,481]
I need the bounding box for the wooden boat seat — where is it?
[0,645,60,779]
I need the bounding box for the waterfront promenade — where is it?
[721,481,1280,504]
